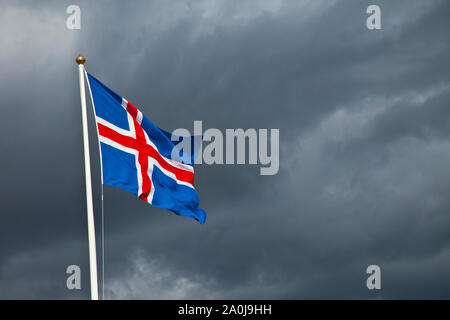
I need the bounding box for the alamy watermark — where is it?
[171,121,279,176]
[366,5,381,30]
[366,265,381,290]
[66,5,81,30]
[66,4,382,32]
[66,265,81,290]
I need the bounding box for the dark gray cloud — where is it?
[0,0,449,299]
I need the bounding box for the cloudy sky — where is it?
[1,0,449,299]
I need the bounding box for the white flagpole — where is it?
[76,53,99,300]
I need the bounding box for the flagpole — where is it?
[76,53,99,300]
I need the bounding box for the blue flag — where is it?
[86,72,206,224]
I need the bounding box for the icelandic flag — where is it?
[86,72,206,224]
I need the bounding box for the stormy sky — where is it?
[1,0,450,299]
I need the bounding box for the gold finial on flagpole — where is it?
[76,53,86,65]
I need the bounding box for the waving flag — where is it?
[86,72,206,224]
